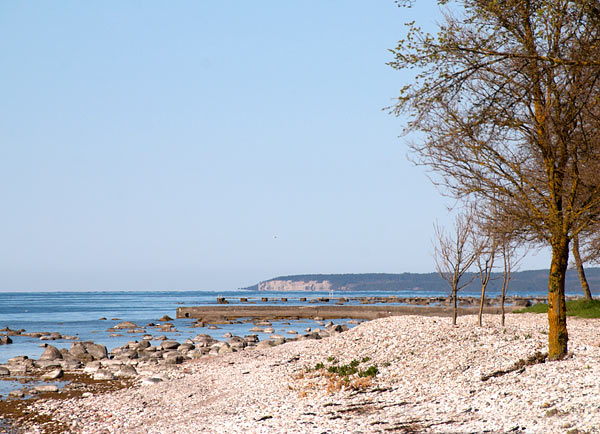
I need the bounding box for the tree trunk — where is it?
[452,287,458,326]
[572,234,593,300]
[478,285,485,327]
[548,237,569,360]
[500,271,508,327]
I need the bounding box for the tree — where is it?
[390,0,600,359]
[571,233,593,300]
[498,235,525,327]
[474,230,496,327]
[433,210,479,325]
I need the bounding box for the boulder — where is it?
[93,369,115,380]
[34,385,59,393]
[41,368,64,380]
[163,353,184,364]
[0,366,10,376]
[8,389,25,398]
[160,340,180,350]
[34,360,62,369]
[0,336,12,345]
[116,365,138,378]
[113,321,139,330]
[159,315,173,322]
[39,345,63,361]
[83,342,108,360]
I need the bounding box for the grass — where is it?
[515,298,600,318]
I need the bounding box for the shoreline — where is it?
[3,312,600,433]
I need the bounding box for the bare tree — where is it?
[498,237,525,327]
[571,234,593,300]
[474,232,497,327]
[434,210,479,325]
[390,0,600,359]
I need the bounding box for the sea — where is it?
[0,285,576,399]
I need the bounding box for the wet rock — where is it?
[159,315,173,322]
[9,389,25,398]
[39,345,63,361]
[0,366,10,376]
[113,321,139,330]
[0,335,12,345]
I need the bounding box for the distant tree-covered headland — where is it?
[245,269,600,295]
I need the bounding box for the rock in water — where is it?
[39,345,63,361]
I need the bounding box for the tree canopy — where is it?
[390,0,600,359]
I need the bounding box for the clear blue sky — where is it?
[0,1,551,291]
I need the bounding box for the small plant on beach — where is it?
[293,357,379,396]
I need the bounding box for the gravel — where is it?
[25,313,600,433]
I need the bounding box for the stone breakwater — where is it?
[10,313,600,433]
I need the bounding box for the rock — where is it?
[99,317,107,320]
[137,339,151,350]
[223,332,233,338]
[60,360,82,370]
[0,335,12,345]
[177,343,195,353]
[83,342,108,360]
[287,330,298,334]
[113,321,139,329]
[159,315,173,321]
[8,389,25,398]
[249,327,264,332]
[116,365,138,378]
[244,334,259,344]
[163,353,184,364]
[141,377,163,386]
[93,369,115,380]
[39,345,63,361]
[0,366,10,376]
[84,361,101,374]
[41,368,64,380]
[160,340,180,350]
[218,345,234,354]
[34,384,59,393]
[34,360,62,369]
[264,328,275,334]
[256,340,277,349]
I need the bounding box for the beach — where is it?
[9,312,600,433]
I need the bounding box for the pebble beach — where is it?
[11,313,598,434]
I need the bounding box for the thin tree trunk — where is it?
[548,237,569,360]
[572,234,593,300]
[452,287,458,326]
[500,274,507,327]
[478,285,485,327]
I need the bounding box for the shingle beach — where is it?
[21,313,600,433]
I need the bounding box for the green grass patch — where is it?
[515,299,600,318]
[309,358,378,379]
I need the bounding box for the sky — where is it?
[0,1,552,292]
